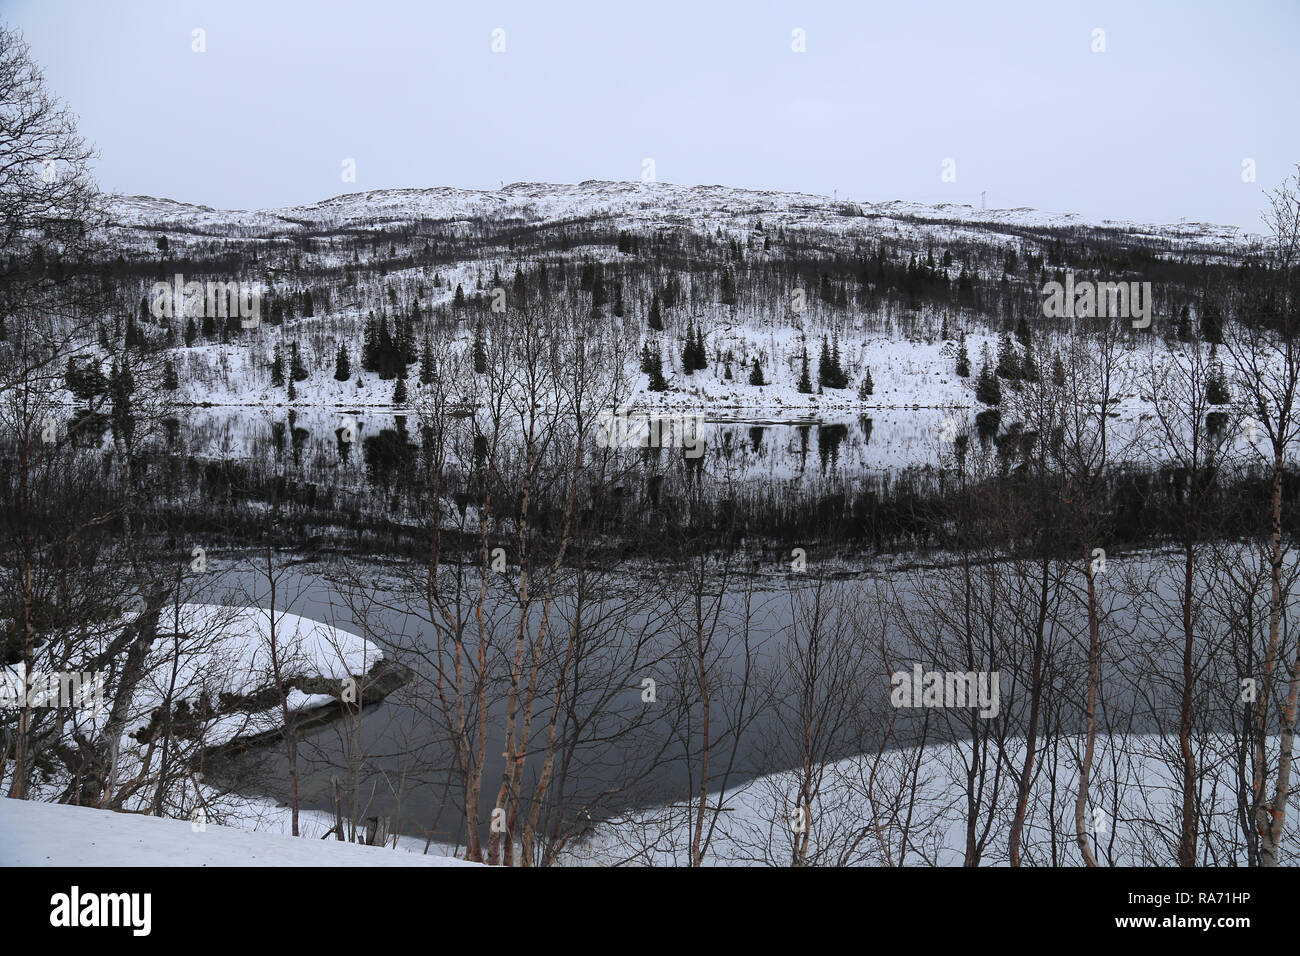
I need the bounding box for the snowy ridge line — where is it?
[104,181,1259,249]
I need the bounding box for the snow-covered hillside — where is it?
[108,180,1258,251]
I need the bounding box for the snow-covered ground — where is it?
[561,733,1298,867]
[3,604,384,756]
[0,798,477,866]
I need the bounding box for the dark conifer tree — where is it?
[420,333,436,385]
[270,343,285,387]
[797,344,813,393]
[976,357,1002,405]
[473,317,487,373]
[647,351,668,392]
[721,269,737,306]
[648,292,663,331]
[290,341,308,381]
[996,330,1020,380]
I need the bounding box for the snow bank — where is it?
[0,798,477,867]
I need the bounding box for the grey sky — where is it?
[5,0,1295,229]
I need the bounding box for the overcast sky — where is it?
[5,0,1295,229]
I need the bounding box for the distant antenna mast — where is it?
[981,191,986,211]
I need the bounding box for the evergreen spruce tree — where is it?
[393,375,408,406]
[956,333,971,377]
[420,333,436,385]
[1201,298,1224,344]
[647,351,668,392]
[976,358,1002,405]
[648,292,663,331]
[1052,351,1066,387]
[1022,339,1039,382]
[362,312,379,370]
[749,358,765,386]
[287,376,296,401]
[290,341,308,381]
[996,330,1020,380]
[1015,313,1031,348]
[163,360,179,391]
[271,343,285,387]
[1207,364,1231,406]
[473,317,487,373]
[858,368,874,399]
[334,344,351,381]
[797,345,813,393]
[958,265,974,306]
[453,283,466,309]
[377,314,396,378]
[400,312,417,365]
[829,332,848,388]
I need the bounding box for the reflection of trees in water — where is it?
[858,415,873,445]
[818,423,848,473]
[363,419,418,494]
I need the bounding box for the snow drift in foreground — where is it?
[0,798,478,867]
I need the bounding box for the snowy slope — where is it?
[0,798,478,866]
